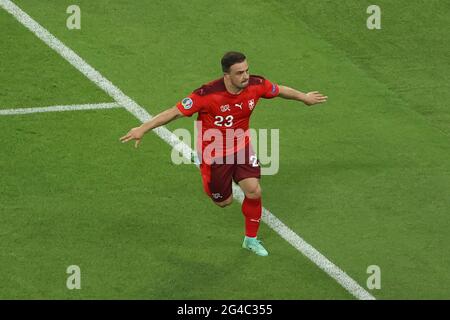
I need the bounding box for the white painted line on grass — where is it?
[1,0,376,300]
[0,0,194,162]
[0,102,121,115]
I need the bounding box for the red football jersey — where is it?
[176,75,279,163]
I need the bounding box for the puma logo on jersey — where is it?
[234,103,243,110]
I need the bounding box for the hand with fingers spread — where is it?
[303,91,328,106]
[119,106,184,149]
[120,126,145,148]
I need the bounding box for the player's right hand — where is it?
[120,127,145,148]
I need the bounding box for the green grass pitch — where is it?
[1,0,449,299]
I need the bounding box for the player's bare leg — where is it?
[239,177,262,199]
[238,177,268,256]
[214,195,233,208]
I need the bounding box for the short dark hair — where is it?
[221,51,246,73]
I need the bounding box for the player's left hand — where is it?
[304,91,328,106]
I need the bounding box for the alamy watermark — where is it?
[367,5,381,30]
[171,122,280,176]
[366,265,381,290]
[66,265,81,290]
[66,5,81,30]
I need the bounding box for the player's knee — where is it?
[214,196,233,208]
[245,184,262,199]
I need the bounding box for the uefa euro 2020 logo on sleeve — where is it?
[182,98,193,110]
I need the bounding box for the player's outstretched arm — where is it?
[119,106,184,148]
[278,85,328,106]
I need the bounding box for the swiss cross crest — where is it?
[220,104,230,112]
[248,99,255,110]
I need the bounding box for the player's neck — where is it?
[223,77,243,95]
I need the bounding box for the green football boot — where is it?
[242,236,269,257]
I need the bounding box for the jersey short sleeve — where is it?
[261,78,279,99]
[176,93,206,117]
